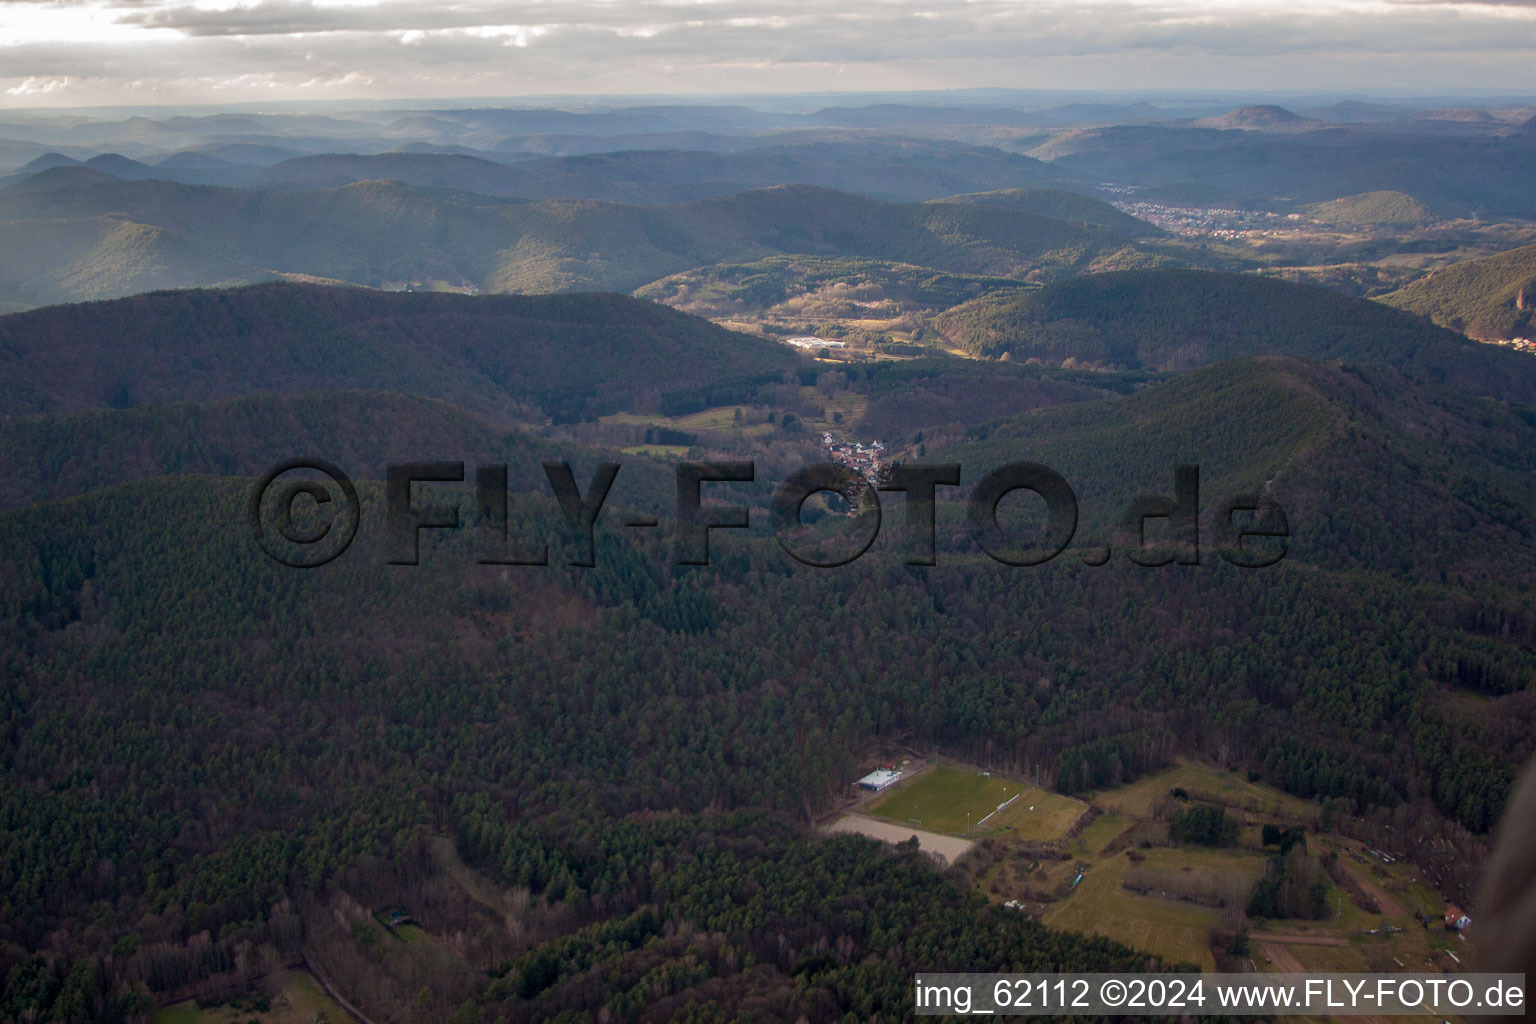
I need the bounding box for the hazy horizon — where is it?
[3,0,1535,109]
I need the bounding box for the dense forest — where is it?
[0,284,796,421]
[2,455,1530,1017]
[3,276,1535,1021]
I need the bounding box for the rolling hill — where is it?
[1195,105,1318,131]
[851,357,1131,437]
[0,176,1159,307]
[636,256,1037,320]
[256,139,1064,203]
[1379,243,1536,340]
[0,390,681,515]
[1025,122,1536,217]
[928,187,1163,236]
[0,283,797,421]
[937,355,1536,581]
[933,269,1536,401]
[1300,190,1442,228]
[0,216,275,310]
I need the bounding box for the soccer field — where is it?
[868,764,1085,839]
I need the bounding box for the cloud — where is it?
[2,0,1535,105]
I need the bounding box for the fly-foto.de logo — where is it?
[248,459,1289,570]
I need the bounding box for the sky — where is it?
[2,0,1535,108]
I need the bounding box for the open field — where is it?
[1037,841,1269,970]
[799,386,870,429]
[825,813,975,865]
[671,406,772,435]
[393,923,429,943]
[1041,852,1219,971]
[619,444,691,457]
[867,764,1084,839]
[1095,761,1320,822]
[1069,812,1131,855]
[1015,763,1477,978]
[993,789,1088,841]
[600,407,773,437]
[153,969,349,1024]
[1131,843,1270,889]
[1290,941,1369,972]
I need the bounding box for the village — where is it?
[1483,335,1536,354]
[820,431,885,484]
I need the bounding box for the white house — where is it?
[856,769,901,791]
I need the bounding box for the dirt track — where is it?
[1337,860,1407,916]
[1259,942,1306,973]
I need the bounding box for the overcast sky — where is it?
[2,0,1535,108]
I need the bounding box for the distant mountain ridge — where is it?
[0,176,1157,308]
[1024,121,1536,216]
[1196,105,1317,130]
[255,139,1065,203]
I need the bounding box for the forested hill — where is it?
[935,356,1536,581]
[929,187,1163,237]
[255,139,1064,202]
[0,283,796,421]
[0,174,1153,307]
[1379,242,1536,341]
[934,269,1536,401]
[0,390,673,514]
[4,358,1536,1018]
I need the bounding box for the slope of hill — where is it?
[928,187,1162,236]
[14,151,80,173]
[258,151,533,195]
[1196,105,1318,130]
[0,217,274,308]
[257,139,1064,203]
[933,269,1536,401]
[0,177,1156,306]
[0,283,797,421]
[636,256,1034,320]
[1379,243,1536,340]
[852,357,1130,437]
[0,390,680,514]
[938,355,1536,581]
[1301,190,1441,228]
[82,152,160,179]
